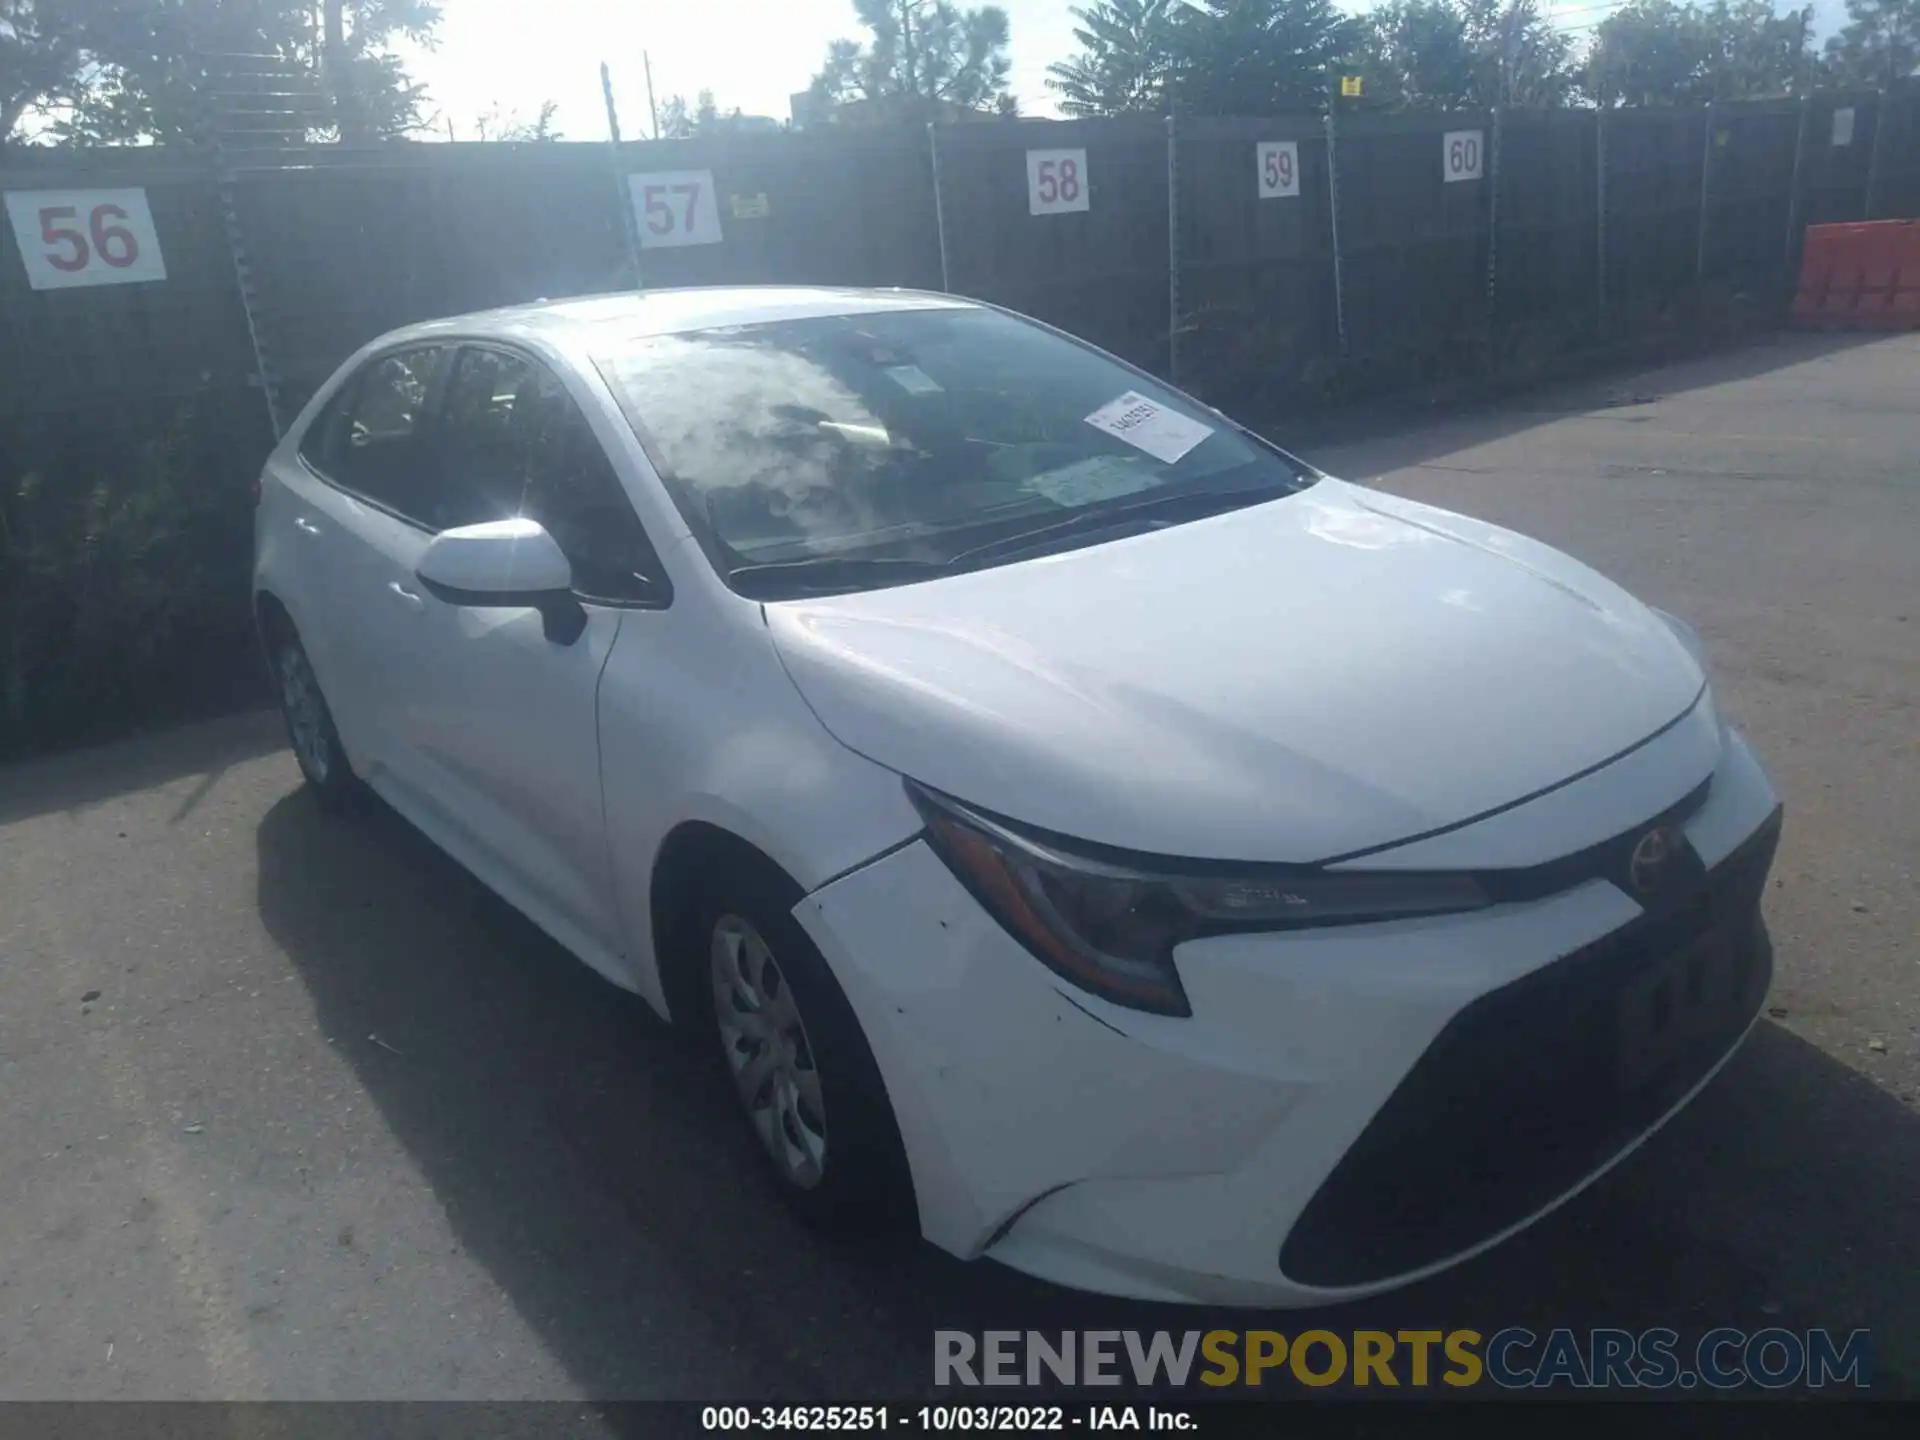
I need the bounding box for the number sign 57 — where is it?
[628,169,725,249]
[4,187,168,289]
[1443,130,1485,183]
[1027,149,1089,216]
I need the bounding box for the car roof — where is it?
[375,285,979,350]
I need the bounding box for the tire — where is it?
[271,630,360,809]
[694,867,914,1233]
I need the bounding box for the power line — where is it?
[1552,1,1631,20]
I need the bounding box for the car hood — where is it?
[765,478,1707,863]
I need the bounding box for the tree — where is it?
[473,98,561,142]
[809,0,1012,122]
[1045,0,1178,117]
[1354,1,1479,109]
[1165,0,1364,116]
[1705,1,1813,97]
[2,0,119,145]
[1356,0,1574,111]
[1824,0,1920,87]
[1586,0,1812,106]
[656,88,755,138]
[1459,0,1573,107]
[1584,0,1709,104]
[1,0,439,150]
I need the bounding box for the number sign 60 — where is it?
[1027,149,1090,216]
[4,187,167,289]
[1443,130,1484,183]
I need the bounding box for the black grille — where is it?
[1279,807,1782,1289]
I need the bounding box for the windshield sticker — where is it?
[884,364,943,395]
[1083,391,1214,465]
[1022,454,1164,508]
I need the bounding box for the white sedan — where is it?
[253,286,1782,1306]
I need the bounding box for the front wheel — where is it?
[698,873,914,1233]
[273,632,359,808]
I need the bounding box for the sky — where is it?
[402,1,1853,143]
[405,0,1085,140]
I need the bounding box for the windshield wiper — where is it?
[941,478,1296,570]
[727,554,951,597]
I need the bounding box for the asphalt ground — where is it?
[1,331,1914,1404]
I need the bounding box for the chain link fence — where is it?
[3,81,1918,755]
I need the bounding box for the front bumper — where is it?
[794,723,1783,1306]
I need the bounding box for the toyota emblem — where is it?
[1628,826,1673,896]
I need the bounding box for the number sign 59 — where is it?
[628,169,725,249]
[1027,149,1089,216]
[4,188,168,289]
[1257,141,1300,199]
[1443,130,1484,183]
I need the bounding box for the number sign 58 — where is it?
[4,188,167,289]
[628,169,725,249]
[1443,130,1484,183]
[1027,149,1089,216]
[1257,141,1300,199]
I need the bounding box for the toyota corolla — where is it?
[253,286,1782,1305]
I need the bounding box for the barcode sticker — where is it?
[1083,392,1214,465]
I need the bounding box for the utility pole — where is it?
[603,63,645,290]
[1166,111,1181,385]
[644,51,661,140]
[1325,77,1348,359]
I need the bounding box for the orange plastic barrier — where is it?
[1791,223,1855,327]
[1792,219,1920,331]
[1892,224,1920,328]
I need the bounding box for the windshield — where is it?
[593,306,1313,599]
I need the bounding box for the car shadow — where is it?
[255,788,1918,1403]
[0,708,286,828]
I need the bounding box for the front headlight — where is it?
[908,782,1490,1017]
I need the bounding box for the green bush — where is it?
[0,400,265,761]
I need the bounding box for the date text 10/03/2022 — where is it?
[703,1407,1192,1431]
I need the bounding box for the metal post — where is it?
[1486,105,1503,327]
[643,51,661,140]
[1166,112,1181,384]
[1863,88,1887,220]
[928,122,953,293]
[1596,104,1608,334]
[208,141,284,439]
[602,63,644,291]
[1325,108,1348,358]
[1695,102,1716,286]
[1784,93,1811,288]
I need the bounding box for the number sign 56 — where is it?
[1443,130,1484,183]
[628,169,725,249]
[1027,149,1089,216]
[4,188,168,289]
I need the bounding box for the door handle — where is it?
[388,581,424,611]
[294,516,323,537]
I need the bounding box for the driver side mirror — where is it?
[415,518,587,645]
